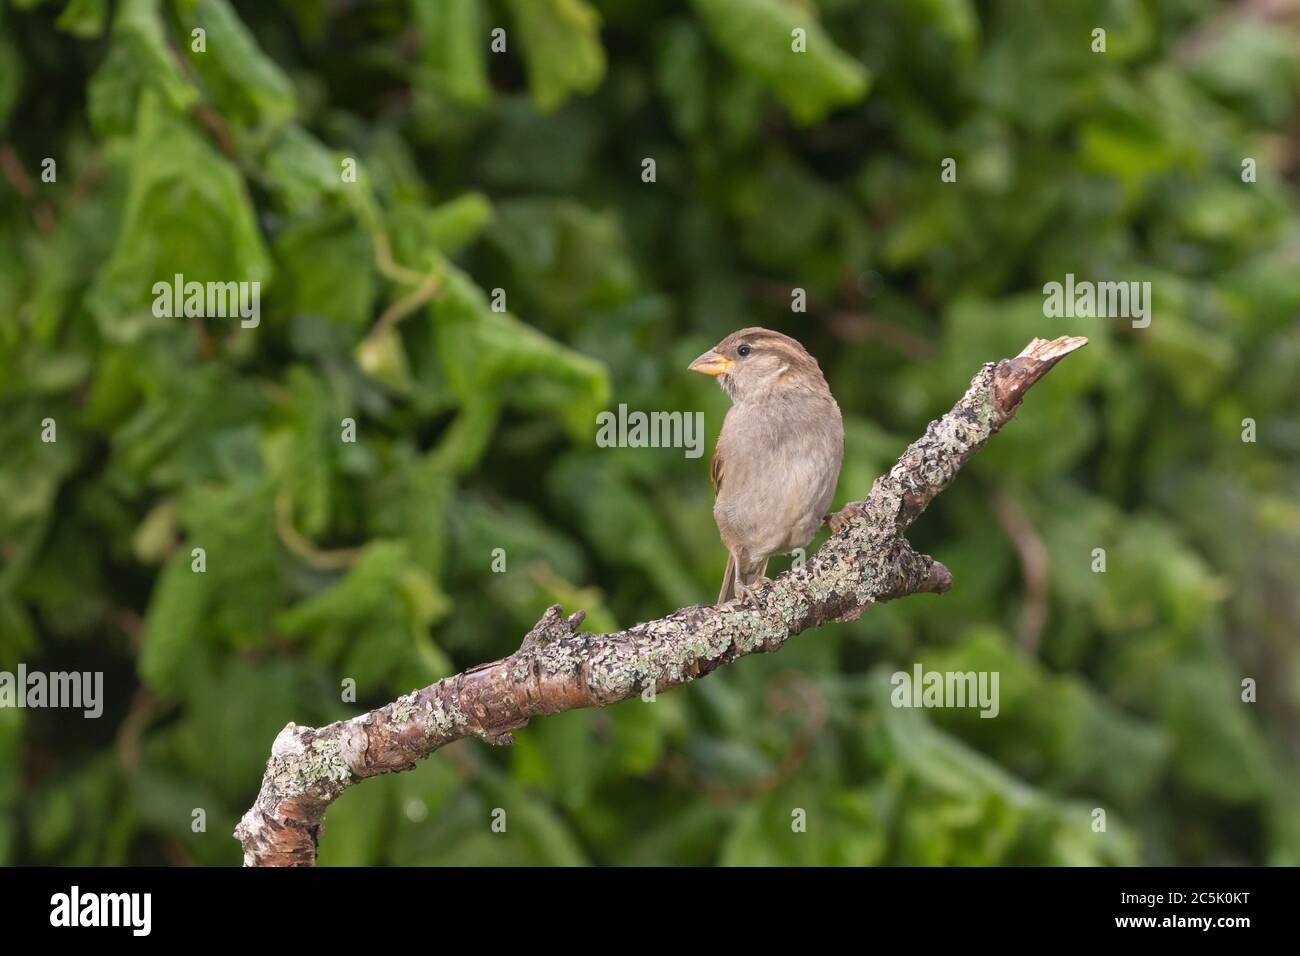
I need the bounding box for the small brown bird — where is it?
[689,328,844,604]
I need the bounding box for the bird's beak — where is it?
[688,349,734,376]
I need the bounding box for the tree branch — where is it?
[234,335,1088,866]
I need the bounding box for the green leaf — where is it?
[507,0,607,112]
[1156,660,1275,802]
[274,208,376,328]
[688,0,870,124]
[138,549,209,691]
[86,41,142,137]
[272,366,335,537]
[56,0,108,37]
[259,125,352,213]
[488,198,637,317]
[276,541,409,635]
[390,193,495,263]
[414,0,491,107]
[549,454,699,609]
[428,263,610,469]
[182,0,297,130]
[368,452,454,586]
[90,92,273,331]
[512,710,599,810]
[720,786,888,866]
[112,0,200,117]
[176,478,279,641]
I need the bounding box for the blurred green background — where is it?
[2,0,1299,866]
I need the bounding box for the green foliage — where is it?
[507,0,607,112]
[91,91,272,330]
[0,0,1297,867]
[688,0,870,124]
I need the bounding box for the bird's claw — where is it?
[735,576,773,607]
[826,502,865,536]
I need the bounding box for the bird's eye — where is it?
[737,344,752,357]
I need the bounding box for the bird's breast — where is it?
[714,396,843,558]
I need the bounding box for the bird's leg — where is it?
[734,559,772,606]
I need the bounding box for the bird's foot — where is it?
[826,502,865,536]
[735,576,773,607]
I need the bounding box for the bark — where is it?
[234,335,1088,866]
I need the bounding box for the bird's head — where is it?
[688,327,827,402]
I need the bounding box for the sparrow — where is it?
[689,328,844,605]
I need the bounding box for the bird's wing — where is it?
[710,439,724,495]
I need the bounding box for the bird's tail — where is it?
[718,554,738,605]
